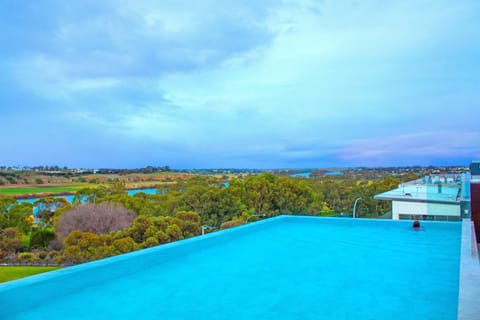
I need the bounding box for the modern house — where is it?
[375,173,471,222]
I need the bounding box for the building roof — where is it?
[471,161,480,176]
[375,176,462,205]
[471,161,480,184]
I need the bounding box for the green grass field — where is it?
[0,185,93,196]
[0,266,61,283]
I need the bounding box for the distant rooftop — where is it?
[374,174,467,204]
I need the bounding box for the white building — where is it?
[374,175,470,221]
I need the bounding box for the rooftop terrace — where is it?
[374,174,468,204]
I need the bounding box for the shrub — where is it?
[21,234,30,249]
[16,252,39,264]
[49,239,63,251]
[113,237,138,254]
[166,224,183,241]
[55,202,135,239]
[220,220,245,229]
[143,237,159,248]
[154,230,169,243]
[31,228,55,248]
[0,227,22,253]
[38,251,47,260]
[64,245,84,264]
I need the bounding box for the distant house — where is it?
[374,173,471,222]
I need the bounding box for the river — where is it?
[18,188,158,205]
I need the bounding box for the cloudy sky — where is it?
[1,0,479,168]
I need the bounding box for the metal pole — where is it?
[201,225,217,235]
[352,197,362,218]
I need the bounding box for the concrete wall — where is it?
[392,200,460,220]
[470,183,480,240]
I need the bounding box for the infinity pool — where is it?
[0,216,461,319]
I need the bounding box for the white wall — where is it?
[392,200,460,220]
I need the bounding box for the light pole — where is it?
[352,197,363,218]
[201,225,216,235]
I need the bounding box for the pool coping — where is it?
[458,219,480,320]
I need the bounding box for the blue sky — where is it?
[1,0,479,169]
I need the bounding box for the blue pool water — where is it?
[0,216,461,319]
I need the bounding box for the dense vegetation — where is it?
[0,165,171,185]
[0,170,190,191]
[0,172,408,267]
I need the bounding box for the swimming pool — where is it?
[0,216,461,319]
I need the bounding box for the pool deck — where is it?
[458,219,480,320]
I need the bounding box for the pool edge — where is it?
[458,219,480,320]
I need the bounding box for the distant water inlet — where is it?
[18,188,158,204]
[18,188,158,215]
[0,216,461,320]
[324,170,343,176]
[289,172,311,178]
[289,171,343,178]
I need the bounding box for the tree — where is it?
[34,197,71,226]
[108,180,127,195]
[98,193,164,216]
[275,177,315,214]
[55,202,136,240]
[175,211,201,237]
[0,196,16,214]
[30,228,55,248]
[0,197,33,234]
[0,227,23,258]
[244,173,278,216]
[180,185,208,213]
[72,186,109,204]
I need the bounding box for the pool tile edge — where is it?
[458,219,480,320]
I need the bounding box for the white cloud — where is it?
[337,131,480,165]
[1,0,479,167]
